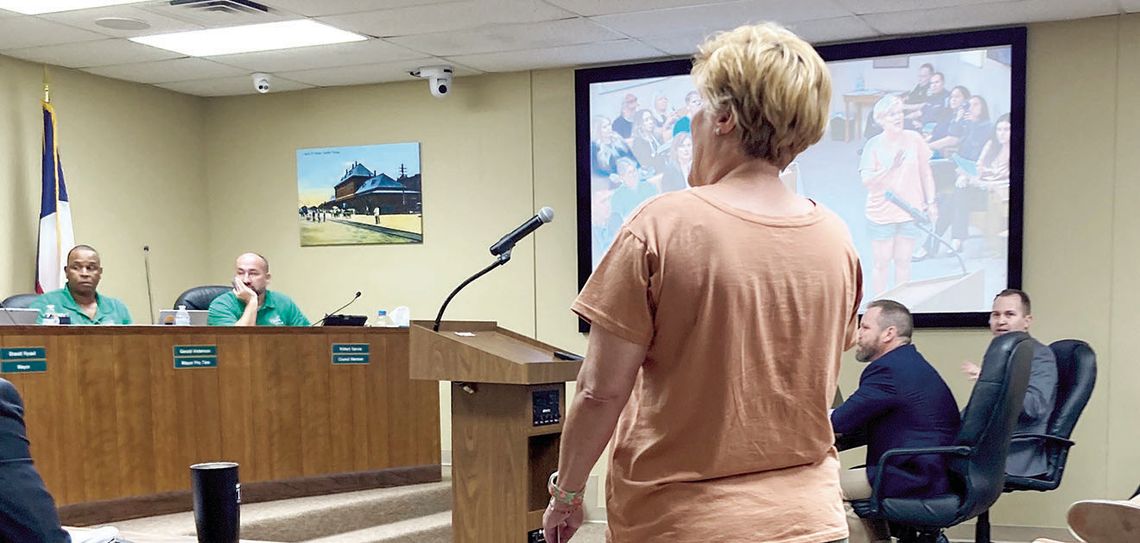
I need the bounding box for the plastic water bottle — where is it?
[855,74,865,91]
[376,310,396,327]
[42,304,60,325]
[175,305,191,326]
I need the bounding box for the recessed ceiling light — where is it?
[0,0,150,14]
[95,16,150,31]
[129,20,367,57]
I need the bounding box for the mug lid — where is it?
[190,461,238,470]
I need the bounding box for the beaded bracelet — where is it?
[547,471,584,508]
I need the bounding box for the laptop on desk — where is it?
[157,309,209,326]
[0,308,39,325]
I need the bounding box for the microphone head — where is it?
[354,291,362,298]
[143,245,150,251]
[538,206,554,223]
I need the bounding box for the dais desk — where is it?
[0,326,440,524]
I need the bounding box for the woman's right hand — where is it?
[891,149,906,169]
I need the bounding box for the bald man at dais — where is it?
[207,252,310,327]
[30,244,132,325]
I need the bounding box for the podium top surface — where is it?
[409,321,581,385]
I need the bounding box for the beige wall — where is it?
[201,72,544,444]
[3,13,1139,531]
[0,55,209,320]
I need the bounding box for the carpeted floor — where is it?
[103,481,609,543]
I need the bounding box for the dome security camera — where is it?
[252,73,271,94]
[411,66,453,98]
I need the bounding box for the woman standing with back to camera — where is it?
[543,22,862,543]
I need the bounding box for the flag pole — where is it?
[43,66,50,103]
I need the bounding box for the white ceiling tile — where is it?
[862,0,1120,35]
[832,0,1011,15]
[0,16,107,49]
[446,38,666,72]
[277,58,481,86]
[317,0,575,37]
[785,16,882,44]
[260,0,463,17]
[40,5,204,37]
[542,0,742,17]
[636,13,878,56]
[3,38,180,68]
[83,57,248,84]
[157,74,313,97]
[637,32,707,56]
[387,17,623,56]
[204,38,423,73]
[589,0,853,39]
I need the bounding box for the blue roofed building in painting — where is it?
[327,161,422,215]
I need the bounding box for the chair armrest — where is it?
[869,446,973,504]
[836,428,869,451]
[1009,433,1075,447]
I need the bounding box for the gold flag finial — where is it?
[43,66,51,103]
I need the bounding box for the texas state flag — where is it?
[35,101,75,294]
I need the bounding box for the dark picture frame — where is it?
[575,27,1026,331]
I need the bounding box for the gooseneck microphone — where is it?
[312,291,362,326]
[143,245,156,325]
[434,206,555,331]
[884,191,966,276]
[489,207,554,256]
[883,191,930,226]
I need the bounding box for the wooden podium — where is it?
[409,321,582,543]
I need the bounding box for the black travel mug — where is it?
[190,461,240,543]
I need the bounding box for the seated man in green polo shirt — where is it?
[207,252,310,326]
[30,244,133,325]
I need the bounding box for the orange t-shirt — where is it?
[573,188,862,543]
[860,130,934,225]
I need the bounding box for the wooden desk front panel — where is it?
[0,327,440,506]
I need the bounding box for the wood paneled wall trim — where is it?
[1,327,440,510]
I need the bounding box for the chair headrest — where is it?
[1047,340,1097,439]
[957,332,1033,445]
[1,293,40,309]
[173,285,231,311]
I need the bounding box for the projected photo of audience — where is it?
[581,35,1022,317]
[586,74,698,267]
[590,115,636,178]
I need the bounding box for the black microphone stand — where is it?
[433,250,511,332]
[312,292,362,326]
[884,192,967,277]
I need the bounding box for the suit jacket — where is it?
[832,344,961,499]
[1006,337,1058,477]
[0,379,70,543]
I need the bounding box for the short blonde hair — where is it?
[872,94,902,123]
[691,22,831,169]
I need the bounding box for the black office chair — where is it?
[1,293,40,308]
[973,340,1097,540]
[850,331,1034,543]
[1006,340,1096,491]
[172,285,230,311]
